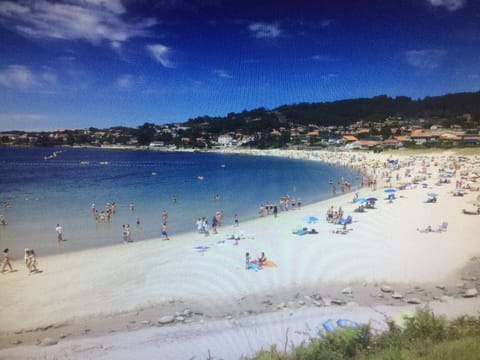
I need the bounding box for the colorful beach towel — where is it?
[262,260,278,268]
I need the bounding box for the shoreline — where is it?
[1,148,480,358]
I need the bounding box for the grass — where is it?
[243,307,480,360]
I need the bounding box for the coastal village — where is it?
[1,115,479,151]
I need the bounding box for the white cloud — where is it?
[147,44,175,68]
[248,22,281,39]
[213,69,232,78]
[0,64,57,90]
[0,0,156,47]
[115,74,135,89]
[427,0,467,11]
[405,49,446,69]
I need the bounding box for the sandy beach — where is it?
[1,149,480,359]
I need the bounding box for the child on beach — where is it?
[1,248,14,273]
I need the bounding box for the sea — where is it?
[0,147,362,257]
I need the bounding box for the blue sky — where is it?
[0,0,479,131]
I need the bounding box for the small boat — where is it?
[80,161,90,165]
[197,176,204,180]
[99,161,109,165]
[152,172,157,176]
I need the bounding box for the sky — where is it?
[0,0,479,131]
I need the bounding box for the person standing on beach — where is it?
[1,248,14,272]
[161,222,169,240]
[56,224,63,241]
[234,213,239,227]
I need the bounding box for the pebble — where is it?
[341,287,353,295]
[157,315,175,325]
[381,285,393,293]
[392,292,403,299]
[406,298,422,304]
[276,302,286,309]
[463,288,479,298]
[312,300,323,307]
[39,337,58,347]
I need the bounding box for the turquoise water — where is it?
[0,147,361,256]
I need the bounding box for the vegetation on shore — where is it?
[243,307,480,360]
[1,91,479,149]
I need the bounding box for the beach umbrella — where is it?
[367,197,378,202]
[428,193,438,197]
[356,198,368,203]
[384,188,396,193]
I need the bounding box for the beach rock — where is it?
[312,300,323,307]
[276,302,286,310]
[376,293,384,299]
[11,340,22,345]
[462,276,478,282]
[175,316,186,322]
[346,301,359,307]
[298,300,305,306]
[140,320,151,326]
[456,282,466,289]
[392,292,403,299]
[381,285,393,293]
[436,285,446,290]
[406,298,422,305]
[440,295,454,302]
[311,293,322,301]
[261,299,273,306]
[39,337,58,346]
[341,287,353,295]
[331,298,346,306]
[322,298,332,306]
[463,288,478,298]
[157,315,175,325]
[224,314,232,320]
[183,309,192,317]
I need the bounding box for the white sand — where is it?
[1,149,479,358]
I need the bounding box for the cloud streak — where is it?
[427,0,467,11]
[213,69,232,78]
[0,64,57,90]
[248,22,281,39]
[147,44,175,68]
[0,0,156,47]
[405,49,446,69]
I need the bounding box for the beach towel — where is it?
[193,245,209,253]
[247,263,260,270]
[262,260,278,268]
[336,319,359,328]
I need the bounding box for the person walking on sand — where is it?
[1,248,14,273]
[56,224,63,241]
[161,222,169,240]
[24,248,39,273]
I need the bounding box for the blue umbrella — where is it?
[367,197,378,202]
[384,188,396,193]
[428,193,438,197]
[356,198,368,203]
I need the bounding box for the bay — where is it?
[0,147,361,256]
